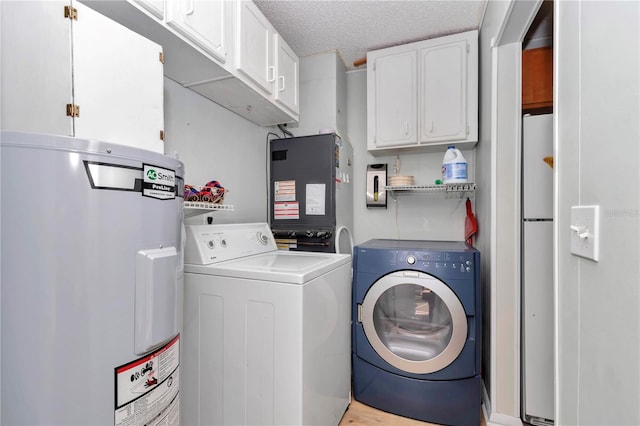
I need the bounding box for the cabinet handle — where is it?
[279,76,285,92]
[267,66,276,82]
[404,122,408,135]
[430,120,434,133]
[186,0,195,15]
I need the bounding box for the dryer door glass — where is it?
[373,284,452,361]
[361,271,467,374]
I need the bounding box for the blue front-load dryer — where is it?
[352,239,481,426]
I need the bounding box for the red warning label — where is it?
[114,335,180,425]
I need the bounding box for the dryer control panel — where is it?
[402,253,474,274]
[184,223,277,265]
[354,239,479,281]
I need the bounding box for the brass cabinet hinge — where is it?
[160,130,165,141]
[66,104,80,117]
[64,5,78,20]
[159,52,165,64]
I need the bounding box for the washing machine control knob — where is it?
[256,232,269,245]
[406,255,416,265]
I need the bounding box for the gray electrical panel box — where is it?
[270,133,353,252]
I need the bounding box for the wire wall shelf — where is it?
[385,183,476,194]
[184,202,234,218]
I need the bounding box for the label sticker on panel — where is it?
[274,180,296,202]
[274,202,299,220]
[114,335,180,425]
[306,184,326,215]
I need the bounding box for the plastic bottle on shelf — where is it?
[442,145,468,184]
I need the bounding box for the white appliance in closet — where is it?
[1,131,184,425]
[522,113,554,425]
[182,222,352,426]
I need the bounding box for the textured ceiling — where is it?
[254,0,487,70]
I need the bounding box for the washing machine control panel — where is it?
[185,223,277,264]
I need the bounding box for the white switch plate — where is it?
[570,205,600,261]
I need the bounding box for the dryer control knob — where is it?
[407,255,416,265]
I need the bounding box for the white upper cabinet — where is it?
[74,2,165,153]
[235,0,299,117]
[367,30,478,153]
[420,38,468,142]
[367,50,418,148]
[132,0,165,19]
[80,0,298,126]
[166,0,227,63]
[236,0,274,94]
[1,1,165,154]
[274,34,299,115]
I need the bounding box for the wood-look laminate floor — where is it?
[339,400,487,426]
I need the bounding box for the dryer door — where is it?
[360,270,467,374]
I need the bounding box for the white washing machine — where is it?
[182,222,352,426]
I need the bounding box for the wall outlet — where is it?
[570,205,600,261]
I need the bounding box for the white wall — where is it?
[345,69,475,245]
[556,1,640,424]
[163,77,273,224]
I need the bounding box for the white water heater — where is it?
[0,131,184,425]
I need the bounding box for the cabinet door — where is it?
[132,0,165,19]
[236,0,274,95]
[166,0,227,63]
[73,2,165,153]
[0,1,73,136]
[368,50,418,148]
[420,39,468,142]
[522,46,553,111]
[274,34,298,115]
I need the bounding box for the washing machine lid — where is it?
[184,251,351,284]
